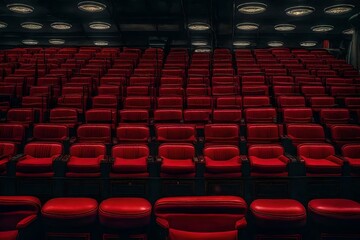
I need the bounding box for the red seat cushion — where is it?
[303,157,342,174]
[0,230,18,240]
[0,158,8,174]
[16,156,55,173]
[99,198,151,229]
[161,158,195,175]
[41,198,98,227]
[67,156,102,173]
[250,156,287,173]
[205,157,241,174]
[169,229,237,240]
[112,157,147,173]
[250,199,306,228]
[308,199,360,226]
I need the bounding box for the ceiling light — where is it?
[233,41,251,47]
[191,40,208,46]
[51,22,72,30]
[94,40,108,46]
[188,22,210,31]
[0,22,8,29]
[236,22,259,31]
[237,2,267,14]
[268,41,284,47]
[21,22,43,30]
[78,1,106,12]
[311,25,334,32]
[274,24,296,32]
[22,39,38,45]
[194,48,212,53]
[324,4,354,15]
[89,21,111,30]
[343,28,354,35]
[49,39,65,45]
[285,6,315,17]
[7,3,34,14]
[300,41,317,47]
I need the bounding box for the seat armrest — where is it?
[240,136,246,142]
[156,156,163,163]
[284,154,297,163]
[147,156,155,163]
[61,154,71,162]
[279,154,290,164]
[198,137,204,143]
[195,155,204,163]
[326,155,343,165]
[16,215,37,229]
[240,155,248,163]
[297,156,305,163]
[235,218,247,230]
[100,155,109,164]
[69,136,77,144]
[10,154,25,162]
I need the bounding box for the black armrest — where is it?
[147,156,155,163]
[10,154,25,162]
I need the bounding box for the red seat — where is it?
[277,96,305,110]
[309,97,336,113]
[212,109,242,123]
[66,143,106,177]
[77,124,112,144]
[283,108,313,124]
[154,196,247,240]
[301,86,326,98]
[49,108,79,128]
[116,124,150,143]
[92,95,118,109]
[250,199,306,229]
[298,143,343,176]
[216,96,242,109]
[0,142,15,175]
[57,95,87,113]
[273,86,297,97]
[156,124,196,143]
[154,109,183,123]
[32,124,68,143]
[16,142,63,177]
[157,97,183,109]
[345,97,360,110]
[248,144,289,176]
[342,144,360,175]
[186,96,212,109]
[243,96,270,108]
[320,108,350,127]
[123,97,153,109]
[7,108,36,128]
[86,109,117,128]
[245,108,276,123]
[0,196,41,240]
[242,85,269,96]
[111,144,149,178]
[204,145,242,178]
[212,76,239,86]
[212,85,239,96]
[205,124,239,146]
[246,124,280,145]
[242,75,265,85]
[119,109,149,123]
[331,125,360,148]
[125,86,153,96]
[0,124,25,145]
[286,124,325,147]
[159,143,196,177]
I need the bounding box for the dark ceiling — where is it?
[0,0,359,48]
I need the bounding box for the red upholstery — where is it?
[123,97,152,109]
[320,108,350,127]
[0,142,16,175]
[246,124,280,145]
[116,124,149,143]
[6,108,35,128]
[277,96,305,110]
[92,95,118,109]
[212,109,242,123]
[283,108,313,123]
[204,145,242,177]
[16,143,63,177]
[119,109,149,123]
[298,143,343,176]
[287,124,325,147]
[157,97,183,109]
[77,124,112,144]
[156,124,196,143]
[248,145,289,176]
[342,144,360,175]
[309,97,336,113]
[159,143,195,177]
[154,109,183,123]
[154,196,247,240]
[243,96,270,108]
[32,124,68,142]
[331,125,360,148]
[250,199,306,228]
[245,108,276,123]
[187,96,212,109]
[216,96,242,109]
[50,108,78,128]
[41,198,98,227]
[111,144,149,177]
[205,124,239,145]
[0,196,41,239]
[99,198,151,229]
[0,124,25,145]
[66,143,106,177]
[308,199,360,227]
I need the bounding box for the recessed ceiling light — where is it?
[300,41,317,47]
[285,6,315,17]
[49,39,65,45]
[343,28,354,35]
[188,22,210,31]
[51,22,72,30]
[0,22,8,29]
[191,40,208,46]
[324,4,354,15]
[194,48,212,53]
[78,1,106,12]
[89,21,111,30]
[236,22,259,31]
[237,2,267,14]
[94,40,108,46]
[22,39,38,45]
[233,41,252,47]
[268,41,284,47]
[274,24,296,32]
[311,25,334,32]
[21,22,43,30]
[7,3,34,14]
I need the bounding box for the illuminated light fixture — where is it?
[233,41,251,47]
[191,40,208,46]
[300,41,317,47]
[21,22,43,30]
[236,22,259,31]
[194,48,212,53]
[311,25,334,32]
[274,24,296,32]
[94,40,108,46]
[49,39,65,45]
[268,41,284,47]
[0,22,8,29]
[237,2,267,14]
[89,21,111,30]
[324,4,354,15]
[22,39,38,45]
[51,22,72,30]
[188,22,210,31]
[343,28,354,35]
[285,6,315,17]
[7,3,34,14]
[78,1,106,12]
